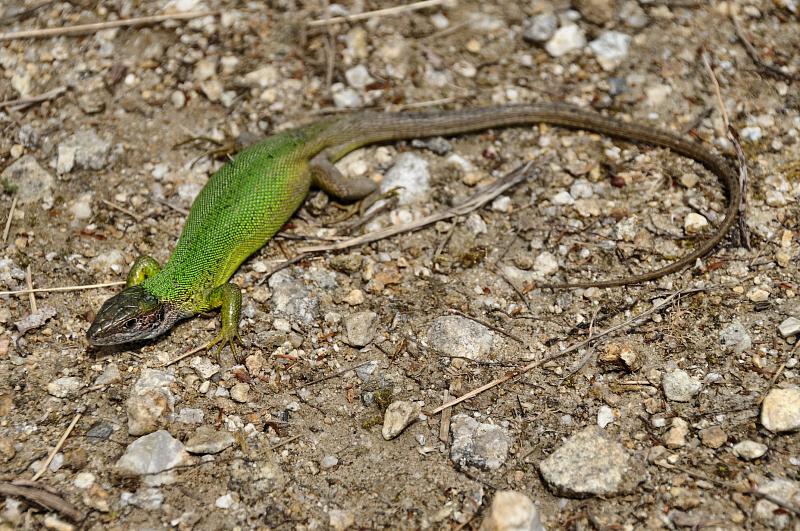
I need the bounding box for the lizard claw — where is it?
[207,330,244,364]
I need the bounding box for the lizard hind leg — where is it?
[310,149,377,202]
[126,256,162,287]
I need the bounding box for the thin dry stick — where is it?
[0,86,67,110]
[294,360,376,389]
[25,265,36,313]
[296,162,533,255]
[703,53,750,249]
[307,0,445,27]
[101,199,142,222]
[732,15,799,82]
[427,288,702,415]
[2,195,17,243]
[438,389,452,443]
[30,412,82,482]
[447,308,524,344]
[0,10,219,41]
[0,280,124,297]
[157,341,211,368]
[0,482,81,521]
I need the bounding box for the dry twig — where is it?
[427,288,703,415]
[2,196,17,244]
[0,482,82,521]
[31,412,82,482]
[0,281,124,297]
[0,86,67,110]
[732,15,799,83]
[307,0,446,27]
[0,10,219,41]
[703,53,751,249]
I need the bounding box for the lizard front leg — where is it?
[204,283,243,361]
[126,256,161,287]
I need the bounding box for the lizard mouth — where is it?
[87,286,183,346]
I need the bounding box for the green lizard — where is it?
[87,104,739,358]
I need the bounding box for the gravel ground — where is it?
[1,0,799,529]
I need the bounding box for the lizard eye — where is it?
[124,319,137,329]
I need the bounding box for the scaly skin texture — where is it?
[87,103,739,358]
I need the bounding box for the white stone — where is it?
[761,387,800,433]
[589,31,631,71]
[684,213,708,234]
[545,24,586,57]
[778,317,800,338]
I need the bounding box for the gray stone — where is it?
[732,440,768,460]
[126,369,175,436]
[332,83,362,108]
[120,487,164,509]
[320,455,339,469]
[719,320,752,353]
[94,363,121,386]
[46,376,84,398]
[355,360,379,382]
[545,24,586,58]
[754,479,800,529]
[382,400,421,440]
[381,153,430,205]
[662,369,702,402]
[185,426,235,454]
[86,422,115,441]
[176,408,205,424]
[0,155,53,205]
[479,490,545,531]
[425,315,493,361]
[450,414,510,470]
[410,136,452,155]
[190,356,220,379]
[344,311,378,347]
[57,129,112,172]
[589,31,631,71]
[344,64,374,89]
[522,13,557,43]
[268,269,318,324]
[230,382,250,403]
[778,317,800,338]
[115,430,188,476]
[539,426,644,498]
[761,387,800,433]
[15,306,56,335]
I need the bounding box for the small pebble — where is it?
[732,440,768,460]
[662,369,702,402]
[699,426,727,449]
[684,213,709,234]
[778,317,800,338]
[746,288,770,303]
[761,387,800,433]
[665,418,689,449]
[545,24,586,58]
[382,400,421,440]
[320,455,339,469]
[522,13,557,43]
[450,414,510,470]
[230,382,250,403]
[539,426,644,497]
[479,490,545,531]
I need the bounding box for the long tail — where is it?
[312,103,739,289]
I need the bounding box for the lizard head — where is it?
[87,285,180,346]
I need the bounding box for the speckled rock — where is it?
[539,427,644,498]
[662,369,702,402]
[115,430,188,476]
[185,426,235,454]
[126,369,175,436]
[382,400,421,440]
[450,414,510,470]
[344,311,378,347]
[425,315,493,361]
